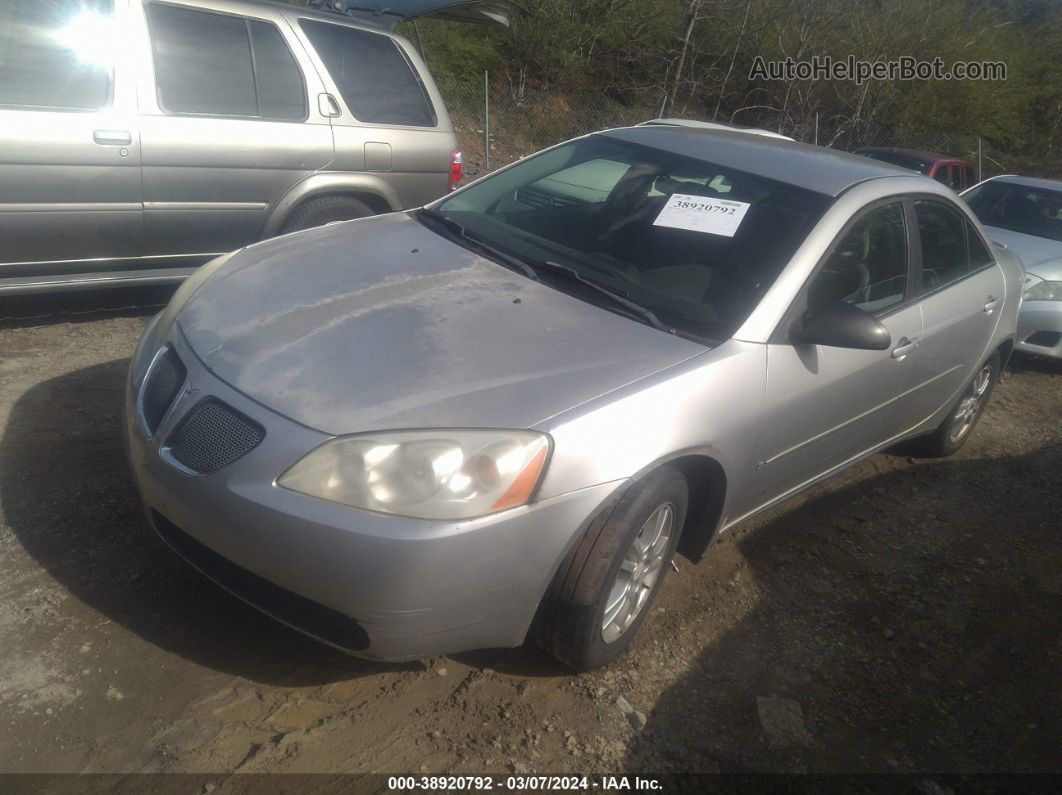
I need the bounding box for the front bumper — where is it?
[1015,299,1062,359]
[125,321,623,661]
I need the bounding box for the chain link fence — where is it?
[438,74,1057,183]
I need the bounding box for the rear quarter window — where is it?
[299,19,436,127]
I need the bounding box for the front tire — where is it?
[916,351,1001,457]
[532,466,687,671]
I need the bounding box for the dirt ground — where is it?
[0,288,1059,777]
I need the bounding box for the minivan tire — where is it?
[532,466,687,671]
[280,196,375,234]
[916,351,1001,458]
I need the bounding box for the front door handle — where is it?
[983,295,1000,313]
[93,129,132,146]
[891,337,918,359]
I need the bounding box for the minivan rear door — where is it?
[0,0,143,275]
[136,1,334,257]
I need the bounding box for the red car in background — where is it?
[856,147,977,191]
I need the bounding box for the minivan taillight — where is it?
[449,149,462,191]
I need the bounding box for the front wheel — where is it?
[916,351,1001,457]
[532,466,687,671]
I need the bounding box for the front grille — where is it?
[151,511,369,652]
[167,398,264,474]
[141,348,186,434]
[1025,330,1062,348]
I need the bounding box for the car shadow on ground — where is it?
[0,285,177,329]
[623,444,1061,774]
[0,358,423,686]
[1008,352,1062,377]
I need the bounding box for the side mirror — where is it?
[792,302,891,350]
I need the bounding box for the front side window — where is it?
[147,4,305,120]
[427,135,831,343]
[299,20,436,127]
[964,180,1062,243]
[807,201,908,316]
[0,0,113,110]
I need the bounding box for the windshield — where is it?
[964,180,1062,243]
[428,135,831,342]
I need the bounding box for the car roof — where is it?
[981,174,1062,191]
[600,125,915,197]
[640,118,794,140]
[857,146,967,165]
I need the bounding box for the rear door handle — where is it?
[891,337,918,359]
[93,129,132,146]
[318,93,341,118]
[983,295,1000,313]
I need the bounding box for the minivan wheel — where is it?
[280,196,375,234]
[532,466,687,671]
[917,351,1001,458]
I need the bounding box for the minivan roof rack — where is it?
[306,1,526,29]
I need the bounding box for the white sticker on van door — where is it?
[653,194,751,237]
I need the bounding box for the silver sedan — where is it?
[126,125,1022,670]
[963,175,1062,359]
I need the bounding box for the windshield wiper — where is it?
[536,260,675,335]
[417,209,540,281]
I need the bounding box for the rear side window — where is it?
[147,4,305,120]
[915,199,990,291]
[299,20,436,127]
[0,0,113,110]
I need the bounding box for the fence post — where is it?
[977,136,983,182]
[484,70,491,173]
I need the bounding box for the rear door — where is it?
[137,1,333,256]
[905,197,1005,421]
[0,0,143,270]
[748,199,924,506]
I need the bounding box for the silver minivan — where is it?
[0,0,488,293]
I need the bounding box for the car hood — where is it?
[984,226,1062,280]
[177,213,707,435]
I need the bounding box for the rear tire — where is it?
[532,466,687,671]
[279,196,375,234]
[915,351,1001,457]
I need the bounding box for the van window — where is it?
[0,0,113,110]
[299,20,436,127]
[147,4,305,120]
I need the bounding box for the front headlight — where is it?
[278,430,551,520]
[1024,280,1062,301]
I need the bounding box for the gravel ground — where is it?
[0,288,1059,776]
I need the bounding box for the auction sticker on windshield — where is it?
[653,194,750,237]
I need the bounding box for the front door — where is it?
[744,200,924,511]
[137,1,333,257]
[0,0,142,271]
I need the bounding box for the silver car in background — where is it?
[0,0,471,293]
[126,126,1022,670]
[963,175,1062,359]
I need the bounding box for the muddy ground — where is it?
[0,288,1059,777]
